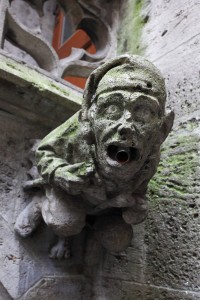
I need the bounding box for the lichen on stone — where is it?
[148,129,199,204]
[117,0,147,55]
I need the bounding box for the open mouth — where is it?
[107,145,140,164]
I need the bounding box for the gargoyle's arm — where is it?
[93,193,140,210]
[92,193,148,225]
[36,113,94,194]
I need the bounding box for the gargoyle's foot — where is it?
[49,237,71,259]
[14,194,42,237]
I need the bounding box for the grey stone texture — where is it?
[142,0,200,296]
[0,0,200,299]
[2,0,123,84]
[4,0,55,67]
[0,52,82,128]
[0,111,46,299]
[116,0,200,299]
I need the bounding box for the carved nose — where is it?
[118,125,133,139]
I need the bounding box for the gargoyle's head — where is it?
[81,55,174,179]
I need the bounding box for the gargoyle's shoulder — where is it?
[60,111,82,140]
[39,111,82,147]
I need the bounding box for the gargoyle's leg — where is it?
[42,186,86,259]
[49,236,71,259]
[14,191,44,237]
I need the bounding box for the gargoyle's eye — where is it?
[104,104,122,120]
[133,105,157,123]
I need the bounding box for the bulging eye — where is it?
[105,104,122,120]
[134,106,157,123]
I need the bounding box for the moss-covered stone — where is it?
[144,125,200,291]
[148,130,199,203]
[117,0,147,55]
[0,52,82,127]
[0,53,82,107]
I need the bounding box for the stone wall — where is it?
[0,53,85,299]
[114,0,200,299]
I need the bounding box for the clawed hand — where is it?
[54,162,95,194]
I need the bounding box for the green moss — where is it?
[0,55,82,107]
[148,133,199,203]
[50,83,69,97]
[67,116,80,137]
[117,0,146,55]
[6,61,20,71]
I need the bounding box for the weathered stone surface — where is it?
[0,111,93,299]
[19,276,92,300]
[14,55,173,263]
[146,120,200,292]
[0,52,82,128]
[140,0,200,296]
[95,279,200,300]
[2,0,122,85]
[112,0,200,299]
[142,0,200,120]
[117,0,147,55]
[0,111,46,298]
[0,282,12,300]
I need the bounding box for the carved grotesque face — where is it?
[89,89,163,179]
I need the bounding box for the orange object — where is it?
[64,76,87,89]
[56,29,96,59]
[52,9,96,88]
[52,6,63,51]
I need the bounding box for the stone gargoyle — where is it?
[15,55,174,259]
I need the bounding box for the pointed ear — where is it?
[79,113,95,145]
[82,120,95,145]
[160,110,175,143]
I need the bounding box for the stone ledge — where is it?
[96,278,200,300]
[18,275,91,300]
[0,51,82,128]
